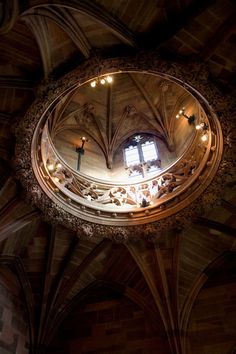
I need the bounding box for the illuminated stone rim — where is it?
[14,52,235,241]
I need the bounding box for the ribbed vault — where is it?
[0,1,236,353]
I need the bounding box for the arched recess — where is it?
[20,0,136,47]
[46,280,171,354]
[185,251,236,354]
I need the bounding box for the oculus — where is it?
[14,54,226,237]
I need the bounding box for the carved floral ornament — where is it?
[14,52,236,242]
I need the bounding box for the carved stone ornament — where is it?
[14,51,236,241]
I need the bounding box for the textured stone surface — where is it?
[0,275,29,354]
[50,292,170,354]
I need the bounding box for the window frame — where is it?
[124,144,140,167]
[140,140,158,163]
[124,135,160,177]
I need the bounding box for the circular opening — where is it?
[47,72,199,184]
[19,59,223,229]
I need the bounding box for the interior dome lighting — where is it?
[90,80,96,88]
[100,78,106,85]
[106,76,113,83]
[176,107,195,125]
[201,134,208,142]
[47,163,54,171]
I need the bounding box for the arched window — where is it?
[124,135,161,177]
[141,140,158,162]
[124,145,140,166]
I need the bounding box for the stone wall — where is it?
[50,290,170,354]
[187,255,236,354]
[0,266,29,354]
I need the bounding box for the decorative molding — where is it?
[14,51,236,241]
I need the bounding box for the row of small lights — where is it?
[175,108,185,119]
[176,108,209,142]
[90,75,113,87]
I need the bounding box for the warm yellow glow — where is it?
[81,136,86,141]
[106,76,113,83]
[201,134,208,142]
[195,124,201,130]
[56,163,62,168]
[47,163,54,171]
[90,76,113,87]
[54,177,60,183]
[176,114,180,118]
[179,110,183,114]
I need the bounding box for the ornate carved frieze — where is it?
[14,52,235,241]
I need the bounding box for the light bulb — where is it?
[56,163,62,169]
[179,110,183,114]
[196,124,201,130]
[106,76,113,83]
[47,163,54,171]
[100,78,106,85]
[90,81,96,87]
[54,177,60,183]
[176,114,180,119]
[201,134,208,142]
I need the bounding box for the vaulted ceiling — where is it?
[0,1,236,354]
